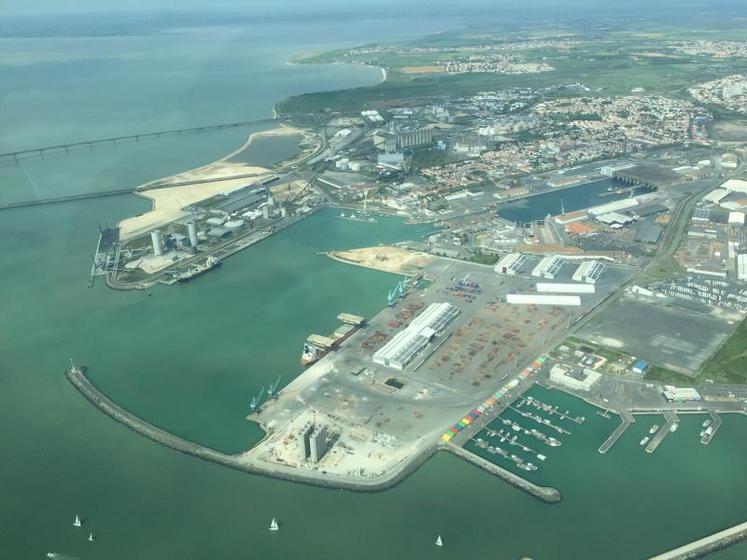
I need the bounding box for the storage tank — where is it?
[150,230,163,257]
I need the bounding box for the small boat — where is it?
[73,514,82,528]
[702,419,712,428]
[670,423,679,433]
[435,535,443,547]
[269,518,279,531]
[640,437,650,446]
[537,454,547,461]
[649,425,659,434]
[88,533,95,542]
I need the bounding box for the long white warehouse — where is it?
[506,293,581,306]
[536,282,595,294]
[373,302,460,370]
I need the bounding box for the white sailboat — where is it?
[269,518,279,531]
[88,532,95,542]
[73,514,82,528]
[435,535,443,547]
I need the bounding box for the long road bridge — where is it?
[0,118,277,162]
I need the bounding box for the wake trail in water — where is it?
[18,161,42,199]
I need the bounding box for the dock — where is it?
[599,411,634,454]
[645,412,678,454]
[648,520,747,560]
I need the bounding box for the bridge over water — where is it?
[0,118,277,162]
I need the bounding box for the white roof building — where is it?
[737,254,747,281]
[373,302,459,370]
[721,179,747,194]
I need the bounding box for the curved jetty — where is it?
[444,443,561,503]
[66,366,433,493]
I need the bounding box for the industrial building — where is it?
[531,255,564,279]
[494,252,528,275]
[549,364,600,391]
[210,185,268,216]
[309,425,328,463]
[662,385,701,402]
[572,260,606,284]
[373,302,460,370]
[506,293,581,306]
[737,254,747,281]
[298,422,329,464]
[298,422,314,463]
[536,282,595,294]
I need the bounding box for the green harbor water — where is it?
[1,17,746,560]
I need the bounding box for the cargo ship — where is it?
[300,313,365,367]
[176,255,221,282]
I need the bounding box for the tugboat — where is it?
[300,342,320,367]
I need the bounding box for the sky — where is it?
[2,0,745,17]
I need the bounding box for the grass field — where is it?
[699,318,747,384]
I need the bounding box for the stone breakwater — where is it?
[444,442,561,503]
[66,366,435,493]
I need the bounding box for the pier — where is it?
[599,411,634,454]
[648,520,747,560]
[0,118,276,163]
[645,412,678,454]
[445,443,561,503]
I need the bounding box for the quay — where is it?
[645,412,678,454]
[445,443,561,503]
[599,411,634,454]
[0,118,276,162]
[648,520,747,560]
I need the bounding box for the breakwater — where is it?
[444,442,561,503]
[66,365,435,493]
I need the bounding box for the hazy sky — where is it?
[2,0,744,17]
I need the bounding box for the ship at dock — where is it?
[300,313,365,367]
[176,255,221,282]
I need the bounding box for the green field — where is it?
[278,25,747,116]
[699,318,747,384]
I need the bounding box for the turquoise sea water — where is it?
[1,16,746,560]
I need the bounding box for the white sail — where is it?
[88,533,95,542]
[269,518,279,531]
[435,535,443,547]
[73,515,82,528]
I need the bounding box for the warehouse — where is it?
[494,252,528,275]
[572,260,606,284]
[536,282,595,294]
[531,255,564,279]
[373,302,460,370]
[506,293,581,306]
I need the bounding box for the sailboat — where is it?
[73,514,82,528]
[269,518,279,531]
[88,533,95,542]
[435,535,443,547]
